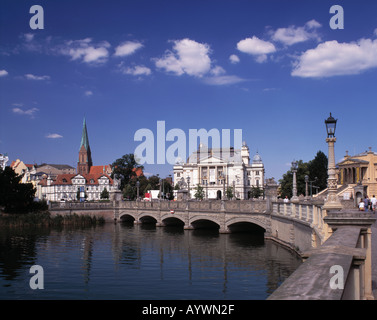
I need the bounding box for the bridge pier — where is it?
[219,227,231,234]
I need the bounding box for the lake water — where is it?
[0,222,301,300]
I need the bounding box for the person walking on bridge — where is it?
[364,196,370,212]
[371,195,376,213]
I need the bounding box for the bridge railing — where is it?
[118,199,267,213]
[271,200,327,236]
[268,211,376,300]
[49,201,113,210]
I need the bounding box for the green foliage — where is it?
[100,187,109,199]
[249,186,263,199]
[226,186,233,199]
[279,151,328,199]
[0,167,36,213]
[111,153,144,190]
[194,184,205,200]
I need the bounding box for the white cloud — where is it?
[114,41,143,57]
[374,28,377,37]
[237,36,276,63]
[84,90,93,96]
[292,38,377,78]
[271,20,322,46]
[203,75,246,86]
[229,54,240,64]
[25,73,50,81]
[123,65,152,76]
[12,107,39,118]
[46,133,63,139]
[0,70,8,77]
[155,38,212,77]
[210,65,226,76]
[24,33,35,42]
[59,38,110,64]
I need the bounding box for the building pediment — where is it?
[338,158,369,166]
[199,156,226,164]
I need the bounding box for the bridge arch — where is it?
[226,217,266,233]
[119,212,137,222]
[161,215,185,227]
[189,215,221,230]
[139,212,158,224]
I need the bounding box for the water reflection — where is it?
[0,222,301,299]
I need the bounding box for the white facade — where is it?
[39,174,116,202]
[173,142,264,200]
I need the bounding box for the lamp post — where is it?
[305,175,309,199]
[323,113,342,211]
[136,180,140,201]
[291,160,299,202]
[187,176,190,199]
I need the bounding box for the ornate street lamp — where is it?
[136,180,140,201]
[323,113,342,211]
[291,160,299,202]
[305,175,309,199]
[187,176,190,199]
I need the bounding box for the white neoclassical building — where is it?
[173,142,264,200]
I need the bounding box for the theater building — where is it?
[173,142,264,200]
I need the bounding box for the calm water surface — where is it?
[0,222,301,300]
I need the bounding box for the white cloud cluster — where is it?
[25,73,50,81]
[12,107,39,118]
[114,41,143,57]
[235,20,322,63]
[46,133,63,139]
[155,38,212,77]
[123,65,152,76]
[60,38,110,64]
[237,36,276,63]
[229,54,240,64]
[271,19,321,46]
[292,38,377,78]
[0,70,8,77]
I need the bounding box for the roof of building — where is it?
[37,163,75,170]
[89,165,112,175]
[80,117,90,152]
[38,172,113,186]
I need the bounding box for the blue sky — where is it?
[1,0,377,181]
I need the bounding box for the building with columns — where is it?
[336,147,377,200]
[173,142,264,200]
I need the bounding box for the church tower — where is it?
[77,117,93,175]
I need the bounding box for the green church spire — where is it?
[80,117,90,151]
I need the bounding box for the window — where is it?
[90,179,94,184]
[62,178,67,183]
[256,171,260,176]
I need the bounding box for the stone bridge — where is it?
[50,198,376,299]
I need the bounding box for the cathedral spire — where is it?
[80,117,90,151]
[77,117,93,175]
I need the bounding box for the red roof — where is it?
[38,173,113,186]
[89,165,111,175]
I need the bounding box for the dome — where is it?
[252,152,262,163]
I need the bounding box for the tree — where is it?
[279,160,309,199]
[100,187,109,200]
[249,186,263,199]
[226,186,233,199]
[111,154,144,190]
[0,167,36,213]
[307,151,328,192]
[194,184,205,200]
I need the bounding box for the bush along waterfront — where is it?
[0,211,105,228]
